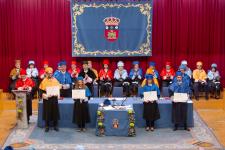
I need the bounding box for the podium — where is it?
[12,90,29,128]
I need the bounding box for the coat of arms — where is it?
[103,17,120,42]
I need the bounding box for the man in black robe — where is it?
[79,61,96,96]
[169,71,191,131]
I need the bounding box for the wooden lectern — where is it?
[12,90,29,129]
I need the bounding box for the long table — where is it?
[37,98,194,128]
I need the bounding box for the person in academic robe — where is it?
[129,61,143,96]
[9,60,22,92]
[53,60,72,97]
[180,60,192,78]
[72,76,91,132]
[15,69,35,124]
[193,61,209,100]
[79,61,96,95]
[114,61,130,96]
[98,59,113,97]
[207,63,221,99]
[160,61,175,87]
[39,67,61,132]
[169,71,191,131]
[39,60,49,80]
[53,62,62,77]
[173,65,191,86]
[141,74,160,131]
[142,61,159,87]
[88,60,98,84]
[68,60,80,83]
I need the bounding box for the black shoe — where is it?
[173,127,177,131]
[205,96,209,100]
[54,126,59,131]
[184,127,190,131]
[45,127,49,132]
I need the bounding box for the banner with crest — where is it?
[71,1,153,57]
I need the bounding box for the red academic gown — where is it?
[160,68,175,80]
[15,77,35,121]
[99,69,113,80]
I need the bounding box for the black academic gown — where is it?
[78,69,96,95]
[40,90,60,123]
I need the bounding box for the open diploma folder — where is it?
[72,89,86,99]
[143,91,158,102]
[173,93,188,102]
[46,86,60,98]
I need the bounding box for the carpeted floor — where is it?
[3,111,222,150]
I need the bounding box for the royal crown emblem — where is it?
[103,16,120,42]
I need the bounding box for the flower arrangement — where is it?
[17,97,24,120]
[128,109,136,136]
[97,110,105,136]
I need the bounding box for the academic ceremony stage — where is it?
[1,0,225,149]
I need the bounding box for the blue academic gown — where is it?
[53,71,72,97]
[141,84,160,121]
[53,71,72,85]
[169,81,191,124]
[173,73,191,87]
[129,68,143,80]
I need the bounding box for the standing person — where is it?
[114,61,130,96]
[54,60,72,97]
[79,61,96,95]
[15,69,35,124]
[169,71,191,131]
[72,76,91,132]
[68,60,80,83]
[39,60,49,80]
[129,61,143,96]
[9,60,22,92]
[207,63,221,99]
[193,61,209,100]
[160,61,175,87]
[141,74,160,131]
[39,67,61,132]
[98,59,113,97]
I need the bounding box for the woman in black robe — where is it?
[72,76,91,132]
[141,74,160,131]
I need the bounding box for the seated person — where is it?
[79,61,96,95]
[114,61,130,96]
[53,60,72,97]
[68,60,80,83]
[141,74,160,131]
[99,59,113,97]
[129,61,143,96]
[193,61,209,100]
[9,59,22,91]
[15,69,35,124]
[207,63,221,99]
[142,61,159,87]
[88,60,98,84]
[39,60,49,80]
[39,67,61,132]
[26,60,39,93]
[180,60,192,78]
[160,61,175,87]
[72,76,91,132]
[169,71,191,131]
